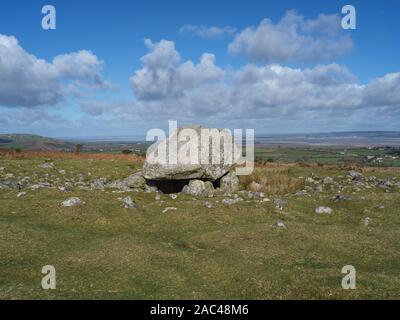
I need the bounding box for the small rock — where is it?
[274,198,287,210]
[39,162,54,169]
[122,196,137,209]
[315,206,333,214]
[0,179,20,190]
[323,176,333,184]
[155,194,161,200]
[222,198,239,205]
[162,207,177,213]
[17,192,26,198]
[61,197,83,207]
[363,217,370,226]
[346,170,363,181]
[271,220,286,228]
[90,178,108,190]
[332,195,351,202]
[169,194,178,200]
[205,201,214,209]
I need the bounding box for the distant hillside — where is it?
[0,134,75,151]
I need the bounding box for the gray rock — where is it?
[39,162,54,169]
[315,206,333,214]
[142,125,241,180]
[169,194,178,199]
[122,196,137,209]
[323,176,333,184]
[295,190,308,196]
[274,198,287,210]
[205,201,214,209]
[121,172,146,189]
[346,170,363,181]
[90,178,108,190]
[222,198,240,205]
[17,192,26,198]
[61,197,83,207]
[332,195,351,202]
[378,180,392,189]
[271,220,287,228]
[363,217,371,226]
[0,179,20,190]
[182,179,214,197]
[220,171,240,193]
[162,207,177,213]
[58,183,73,192]
[315,185,324,193]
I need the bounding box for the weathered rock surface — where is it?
[61,197,83,207]
[122,196,137,209]
[142,125,241,180]
[220,172,240,193]
[182,180,214,197]
[315,206,333,214]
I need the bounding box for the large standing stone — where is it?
[220,171,240,193]
[142,125,241,181]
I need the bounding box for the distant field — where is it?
[253,146,400,167]
[1,152,399,299]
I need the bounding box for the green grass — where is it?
[1,155,400,299]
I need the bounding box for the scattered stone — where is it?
[61,197,83,207]
[58,183,73,192]
[346,170,363,181]
[0,179,20,190]
[162,207,177,213]
[332,195,351,202]
[17,192,26,198]
[363,217,371,226]
[155,194,161,200]
[205,201,214,209]
[222,198,239,205]
[315,206,333,214]
[306,177,316,184]
[39,162,54,169]
[274,198,287,210]
[169,194,178,200]
[323,176,333,184]
[295,190,308,196]
[378,180,392,189]
[90,178,108,190]
[58,169,66,175]
[315,185,324,193]
[122,196,137,209]
[271,220,287,228]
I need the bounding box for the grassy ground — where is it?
[1,152,400,299]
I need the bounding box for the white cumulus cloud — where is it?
[179,25,236,38]
[228,10,353,64]
[0,33,111,107]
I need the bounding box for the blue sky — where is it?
[0,0,399,137]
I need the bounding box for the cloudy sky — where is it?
[0,0,399,138]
